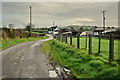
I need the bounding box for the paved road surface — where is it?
[2,35,53,78]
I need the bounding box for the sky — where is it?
[1,1,119,28]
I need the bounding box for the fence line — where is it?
[55,33,118,62]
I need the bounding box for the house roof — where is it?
[94,28,104,32]
[70,30,78,32]
[102,29,117,33]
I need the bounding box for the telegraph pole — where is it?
[30,6,32,27]
[53,21,55,27]
[102,10,106,30]
[29,6,32,37]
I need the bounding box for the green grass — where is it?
[68,37,119,60]
[25,31,45,36]
[1,36,48,50]
[32,30,48,33]
[25,31,44,34]
[42,39,120,78]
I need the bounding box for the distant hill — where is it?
[62,25,96,31]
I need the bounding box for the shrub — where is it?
[8,28,15,38]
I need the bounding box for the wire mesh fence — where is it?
[55,33,119,62]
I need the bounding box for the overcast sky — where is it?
[1,2,118,28]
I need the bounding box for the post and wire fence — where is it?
[55,32,119,62]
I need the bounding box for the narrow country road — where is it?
[2,35,54,78]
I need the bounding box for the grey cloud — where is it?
[2,2,118,28]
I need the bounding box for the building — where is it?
[48,26,57,34]
[8,24,14,28]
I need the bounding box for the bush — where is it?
[8,28,15,38]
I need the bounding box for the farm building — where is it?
[48,26,57,34]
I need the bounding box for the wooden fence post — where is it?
[70,33,72,45]
[62,34,64,42]
[58,34,59,41]
[60,34,61,41]
[63,34,64,42]
[58,34,60,41]
[59,28,62,41]
[88,34,92,55]
[63,34,66,43]
[77,34,80,49]
[98,34,101,54]
[65,34,68,44]
[56,35,58,40]
[85,36,88,49]
[109,34,114,62]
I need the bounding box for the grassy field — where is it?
[25,31,45,36]
[1,36,48,50]
[32,30,48,33]
[42,39,120,78]
[25,31,43,34]
[68,37,119,60]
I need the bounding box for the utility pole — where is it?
[53,21,55,27]
[30,6,32,27]
[102,10,106,30]
[29,6,32,37]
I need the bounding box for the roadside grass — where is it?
[42,39,120,78]
[42,40,51,54]
[1,36,48,50]
[68,37,119,60]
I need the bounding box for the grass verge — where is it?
[1,36,48,50]
[42,39,120,79]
